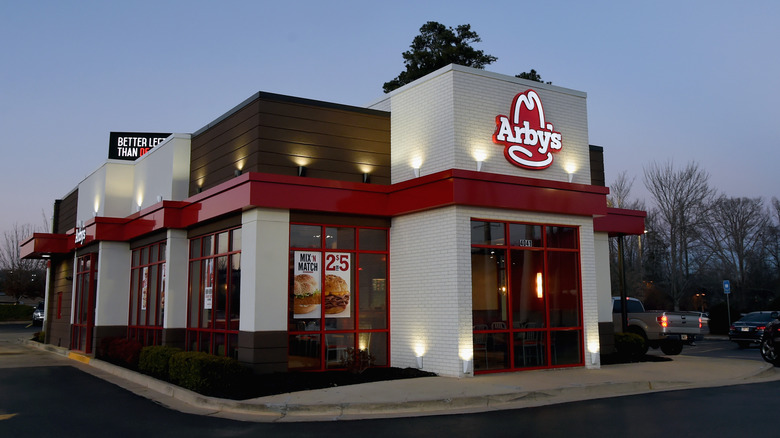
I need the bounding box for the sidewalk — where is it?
[18,338,780,423]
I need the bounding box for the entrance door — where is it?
[71,254,97,353]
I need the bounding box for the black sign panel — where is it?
[108,132,172,161]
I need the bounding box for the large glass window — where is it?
[288,223,389,371]
[471,220,582,373]
[186,228,241,358]
[128,241,166,346]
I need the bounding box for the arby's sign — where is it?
[492,89,562,170]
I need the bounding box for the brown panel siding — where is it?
[191,93,391,196]
[589,145,606,187]
[45,256,73,348]
[55,190,79,234]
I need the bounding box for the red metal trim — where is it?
[593,207,647,236]
[471,220,585,373]
[22,170,619,257]
[185,228,242,357]
[287,222,390,371]
[20,233,69,258]
[71,253,97,353]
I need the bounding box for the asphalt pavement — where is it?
[8,335,780,423]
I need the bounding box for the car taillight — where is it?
[657,315,668,328]
[699,317,702,329]
[758,326,766,331]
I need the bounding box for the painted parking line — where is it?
[67,352,91,364]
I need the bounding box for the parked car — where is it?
[760,318,780,366]
[729,311,778,348]
[32,301,44,326]
[611,297,704,355]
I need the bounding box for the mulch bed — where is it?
[225,367,437,400]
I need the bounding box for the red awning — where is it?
[593,207,647,237]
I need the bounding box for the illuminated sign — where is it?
[492,90,562,170]
[74,227,87,245]
[108,132,171,161]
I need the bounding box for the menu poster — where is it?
[160,262,166,310]
[141,267,149,311]
[204,259,213,310]
[293,251,321,319]
[324,252,351,319]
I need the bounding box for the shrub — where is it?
[32,331,45,343]
[138,345,182,380]
[96,337,143,369]
[0,304,34,321]
[614,332,646,359]
[341,347,375,374]
[168,351,249,396]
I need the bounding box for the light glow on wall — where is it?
[564,162,578,183]
[358,164,373,174]
[411,156,423,178]
[588,340,600,365]
[414,342,426,358]
[536,272,543,298]
[292,157,312,167]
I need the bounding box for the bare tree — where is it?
[701,196,768,305]
[607,171,643,210]
[606,172,647,299]
[643,161,715,309]
[768,198,780,274]
[0,223,47,302]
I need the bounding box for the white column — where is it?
[240,208,290,332]
[94,241,131,326]
[164,229,189,329]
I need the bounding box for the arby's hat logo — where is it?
[492,89,562,170]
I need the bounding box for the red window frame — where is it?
[471,219,584,373]
[186,227,241,358]
[288,223,390,371]
[127,241,166,346]
[71,253,97,353]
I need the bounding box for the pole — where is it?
[618,234,628,333]
[726,293,732,326]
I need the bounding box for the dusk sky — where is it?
[2,1,779,236]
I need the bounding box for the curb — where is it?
[16,337,780,422]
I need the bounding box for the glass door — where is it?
[71,254,97,353]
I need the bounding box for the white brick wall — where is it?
[390,205,603,376]
[379,65,591,185]
[390,206,465,376]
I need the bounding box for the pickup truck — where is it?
[612,297,704,355]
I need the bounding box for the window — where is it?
[288,223,389,371]
[471,220,582,372]
[128,241,166,346]
[186,228,241,357]
[71,254,97,353]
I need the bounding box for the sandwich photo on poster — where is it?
[324,252,351,318]
[293,251,321,318]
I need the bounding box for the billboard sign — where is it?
[108,132,171,161]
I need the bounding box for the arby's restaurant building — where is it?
[22,65,644,377]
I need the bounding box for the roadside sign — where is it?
[723,280,731,294]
